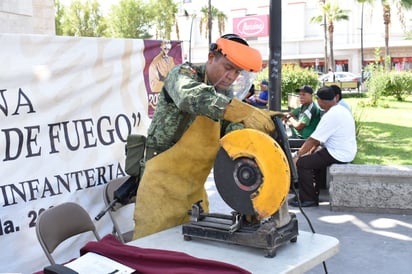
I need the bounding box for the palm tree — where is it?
[311,1,350,73]
[382,2,392,69]
[199,5,227,44]
[355,0,412,71]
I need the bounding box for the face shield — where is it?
[226,70,257,100]
[212,37,262,99]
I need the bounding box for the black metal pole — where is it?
[268,0,282,111]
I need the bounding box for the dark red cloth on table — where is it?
[80,234,250,274]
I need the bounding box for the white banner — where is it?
[0,34,181,273]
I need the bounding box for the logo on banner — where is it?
[233,15,269,38]
[143,40,182,118]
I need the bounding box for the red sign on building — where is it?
[233,15,269,38]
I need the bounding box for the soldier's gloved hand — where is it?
[223,98,276,134]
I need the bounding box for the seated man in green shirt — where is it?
[284,85,320,139]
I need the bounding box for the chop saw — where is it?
[182,117,299,257]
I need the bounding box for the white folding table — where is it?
[128,226,339,274]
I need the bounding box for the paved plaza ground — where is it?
[205,174,412,274]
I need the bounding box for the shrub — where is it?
[366,71,387,106]
[257,65,319,104]
[366,69,412,104]
[281,65,319,103]
[381,72,412,101]
[352,106,365,141]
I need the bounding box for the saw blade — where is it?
[214,148,261,215]
[213,128,290,219]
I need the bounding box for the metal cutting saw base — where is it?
[182,202,299,258]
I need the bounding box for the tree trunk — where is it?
[383,4,391,71]
[208,0,212,45]
[175,18,180,41]
[328,23,334,72]
[323,14,328,71]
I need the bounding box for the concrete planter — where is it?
[328,164,412,214]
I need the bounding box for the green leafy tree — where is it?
[107,0,153,38]
[61,0,107,37]
[149,0,179,40]
[199,5,227,42]
[54,0,65,35]
[311,1,349,72]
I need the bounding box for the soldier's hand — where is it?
[223,98,276,134]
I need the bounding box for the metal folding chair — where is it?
[103,176,136,243]
[35,202,101,264]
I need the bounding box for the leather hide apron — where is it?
[133,116,220,239]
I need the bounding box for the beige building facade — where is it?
[2,0,412,74]
[0,0,55,35]
[179,0,412,74]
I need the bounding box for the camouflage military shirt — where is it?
[146,62,239,153]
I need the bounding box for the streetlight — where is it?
[189,13,196,63]
[360,2,365,91]
[184,10,197,63]
[321,0,328,72]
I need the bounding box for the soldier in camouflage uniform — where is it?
[133,34,280,239]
